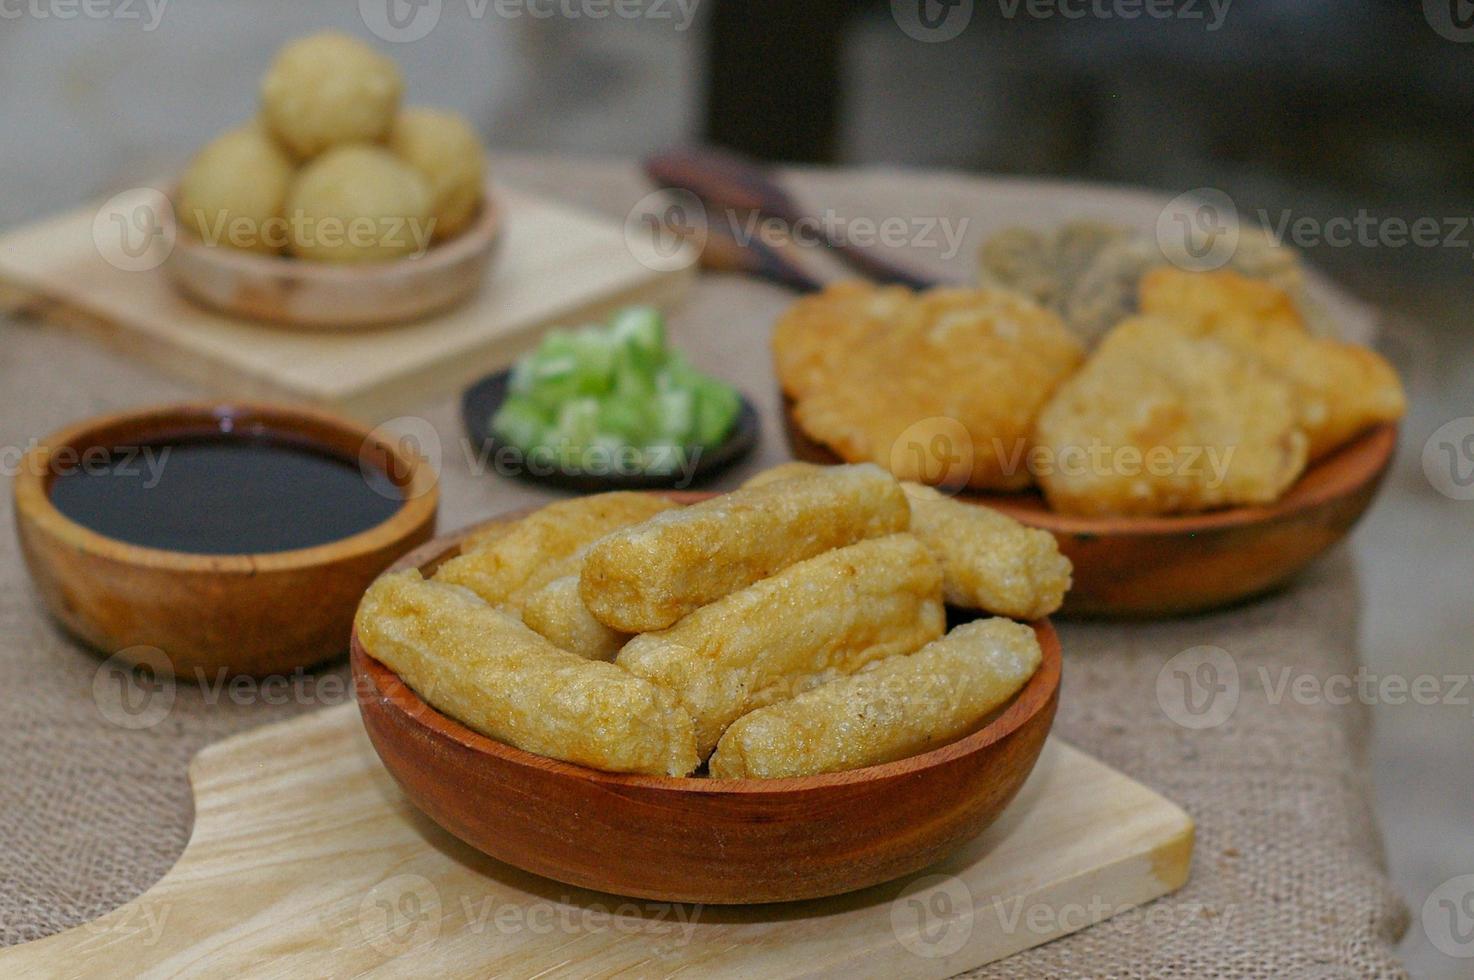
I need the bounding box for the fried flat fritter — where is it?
[979,222,1322,344]
[1140,267,1405,459]
[772,281,913,400]
[435,492,678,611]
[709,618,1042,779]
[743,463,1070,619]
[1034,316,1309,516]
[354,570,699,776]
[521,574,627,661]
[615,534,945,757]
[1139,264,1307,333]
[581,463,910,633]
[775,283,1084,491]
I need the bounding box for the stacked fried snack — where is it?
[354,465,1069,778]
[774,270,1405,516]
[177,33,487,263]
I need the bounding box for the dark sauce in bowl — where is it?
[48,433,404,555]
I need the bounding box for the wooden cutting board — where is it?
[0,703,1193,979]
[0,186,692,423]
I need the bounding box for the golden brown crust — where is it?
[709,618,1042,779]
[774,283,1084,491]
[520,575,627,661]
[744,463,1071,619]
[1139,268,1405,460]
[435,492,678,611]
[615,534,944,757]
[354,570,698,776]
[1033,316,1309,516]
[580,463,910,633]
[901,484,1071,619]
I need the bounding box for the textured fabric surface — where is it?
[0,157,1407,975]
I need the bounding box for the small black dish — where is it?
[461,369,759,492]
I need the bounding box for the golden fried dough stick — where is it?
[436,492,678,611]
[1140,268,1405,460]
[743,464,1070,619]
[900,484,1070,619]
[615,534,944,756]
[1034,316,1309,516]
[521,575,627,661]
[709,618,1041,779]
[740,460,828,489]
[775,283,1084,491]
[581,463,910,632]
[355,570,698,776]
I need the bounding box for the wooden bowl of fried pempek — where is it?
[351,493,1061,905]
[782,403,1397,618]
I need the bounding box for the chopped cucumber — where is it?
[491,306,741,474]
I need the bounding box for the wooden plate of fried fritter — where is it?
[776,272,1404,617]
[352,491,1062,904]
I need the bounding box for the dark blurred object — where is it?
[644,145,938,289]
[704,0,855,162]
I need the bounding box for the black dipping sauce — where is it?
[49,434,404,554]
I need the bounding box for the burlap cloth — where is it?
[0,156,1409,976]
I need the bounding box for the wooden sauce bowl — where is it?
[782,398,1396,618]
[15,402,438,678]
[351,499,1061,904]
[164,182,501,330]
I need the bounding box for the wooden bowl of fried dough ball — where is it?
[163,33,500,329]
[352,474,1064,903]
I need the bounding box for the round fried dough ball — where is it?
[285,145,432,263]
[260,33,402,159]
[387,107,486,240]
[177,125,294,254]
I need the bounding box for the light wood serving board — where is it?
[0,703,1193,979]
[0,186,692,423]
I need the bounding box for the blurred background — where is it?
[1,1,1469,974]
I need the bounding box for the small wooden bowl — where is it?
[163,183,501,330]
[352,498,1061,904]
[460,369,760,492]
[14,401,438,678]
[782,399,1397,618]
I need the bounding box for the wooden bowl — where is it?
[14,401,438,678]
[460,369,760,492]
[782,398,1396,617]
[351,498,1061,904]
[163,182,501,330]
